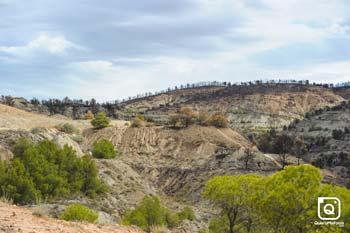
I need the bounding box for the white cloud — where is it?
[1,0,349,100]
[74,60,114,72]
[305,61,350,82]
[0,33,80,56]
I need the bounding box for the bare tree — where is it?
[293,136,307,165]
[240,147,256,170]
[274,134,294,169]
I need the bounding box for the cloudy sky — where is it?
[0,0,349,101]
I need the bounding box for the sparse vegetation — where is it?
[205,112,229,128]
[308,124,322,132]
[70,134,84,144]
[197,111,209,126]
[91,112,110,129]
[60,204,98,223]
[92,139,117,159]
[168,108,229,128]
[130,114,153,127]
[55,123,78,134]
[84,110,94,120]
[180,107,196,127]
[239,147,256,170]
[30,127,46,134]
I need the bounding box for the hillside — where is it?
[0,201,143,233]
[282,102,350,185]
[0,103,280,232]
[80,125,278,225]
[120,84,344,132]
[0,103,127,131]
[2,84,345,133]
[1,84,349,232]
[0,103,88,131]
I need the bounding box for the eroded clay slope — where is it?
[84,126,278,203]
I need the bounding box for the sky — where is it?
[0,0,349,101]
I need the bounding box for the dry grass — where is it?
[0,201,145,233]
[149,225,170,233]
[0,103,126,131]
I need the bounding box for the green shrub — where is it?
[70,134,84,144]
[56,123,78,134]
[308,124,322,132]
[165,210,180,228]
[136,114,145,121]
[60,204,98,223]
[122,196,180,231]
[177,207,195,221]
[131,118,146,128]
[92,139,117,159]
[31,127,46,134]
[0,138,105,204]
[91,112,110,129]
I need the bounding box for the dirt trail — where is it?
[0,201,143,233]
[262,153,282,167]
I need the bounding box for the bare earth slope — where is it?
[0,201,143,233]
[0,103,126,131]
[0,103,88,131]
[83,126,278,205]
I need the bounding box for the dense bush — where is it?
[131,118,146,128]
[56,123,78,134]
[122,196,166,231]
[122,196,184,232]
[91,112,110,129]
[203,165,350,233]
[131,114,154,128]
[332,129,344,140]
[205,112,229,128]
[92,139,117,159]
[168,108,229,128]
[0,138,106,204]
[60,204,98,223]
[84,111,94,120]
[177,207,196,221]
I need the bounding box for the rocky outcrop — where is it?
[0,128,84,158]
[0,144,13,161]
